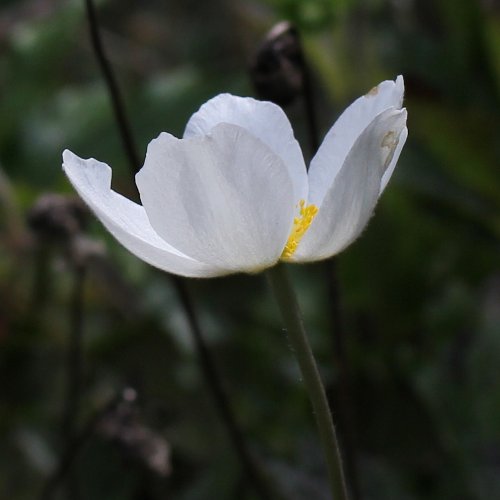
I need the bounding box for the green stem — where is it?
[267,264,349,500]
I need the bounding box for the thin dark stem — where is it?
[173,278,275,500]
[82,3,276,498]
[325,260,360,500]
[298,51,320,157]
[83,0,141,180]
[31,244,51,314]
[298,35,360,500]
[60,264,86,500]
[62,266,86,439]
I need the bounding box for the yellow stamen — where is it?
[281,199,318,260]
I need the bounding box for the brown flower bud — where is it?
[249,21,304,106]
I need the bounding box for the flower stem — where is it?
[267,264,349,500]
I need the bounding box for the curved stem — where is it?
[82,2,276,498]
[267,264,349,500]
[84,0,141,180]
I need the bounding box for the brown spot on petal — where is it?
[381,130,396,148]
[366,85,379,96]
[381,130,400,168]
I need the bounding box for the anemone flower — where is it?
[63,76,407,278]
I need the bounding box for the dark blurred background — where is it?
[1,0,500,499]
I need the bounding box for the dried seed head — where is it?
[27,193,89,243]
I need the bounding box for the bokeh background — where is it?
[1,0,500,499]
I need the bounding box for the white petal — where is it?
[293,108,408,262]
[307,75,404,206]
[136,123,295,273]
[62,150,223,278]
[184,93,308,203]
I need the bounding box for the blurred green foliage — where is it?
[1,0,499,499]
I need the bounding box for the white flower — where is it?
[63,76,407,278]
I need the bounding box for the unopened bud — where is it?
[249,21,304,106]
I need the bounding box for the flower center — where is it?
[281,200,318,260]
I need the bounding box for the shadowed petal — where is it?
[136,123,295,273]
[293,108,408,262]
[62,150,223,278]
[184,93,308,203]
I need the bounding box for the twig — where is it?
[82,2,276,498]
